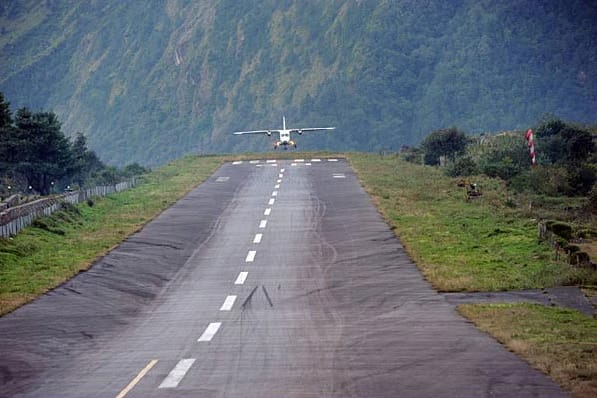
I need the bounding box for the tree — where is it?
[421,127,468,165]
[70,132,105,187]
[535,118,595,164]
[13,108,73,195]
[0,92,12,128]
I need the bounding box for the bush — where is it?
[565,163,596,196]
[548,221,573,240]
[481,156,521,180]
[525,166,570,196]
[586,184,597,213]
[421,127,468,166]
[445,156,478,177]
[534,118,595,164]
[401,147,423,164]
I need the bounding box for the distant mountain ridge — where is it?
[1,0,596,166]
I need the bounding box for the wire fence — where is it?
[0,179,137,238]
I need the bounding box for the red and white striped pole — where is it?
[525,129,536,166]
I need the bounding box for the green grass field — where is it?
[348,153,595,291]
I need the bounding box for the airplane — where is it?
[233,116,335,149]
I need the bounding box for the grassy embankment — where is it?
[0,155,223,315]
[348,153,595,291]
[348,153,596,397]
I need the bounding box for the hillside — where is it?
[1,0,596,166]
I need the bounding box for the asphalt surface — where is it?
[0,159,567,397]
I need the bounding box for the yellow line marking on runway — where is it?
[115,359,158,398]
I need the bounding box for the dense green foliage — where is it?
[1,1,596,166]
[415,118,597,198]
[421,127,468,165]
[0,92,146,197]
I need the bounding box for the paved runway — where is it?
[0,159,566,397]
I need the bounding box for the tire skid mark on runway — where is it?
[115,359,158,398]
[198,322,222,342]
[241,286,260,309]
[262,286,274,308]
[159,358,196,389]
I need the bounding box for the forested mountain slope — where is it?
[1,0,596,166]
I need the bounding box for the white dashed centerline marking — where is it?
[272,191,278,197]
[232,161,243,165]
[268,198,275,205]
[264,208,272,216]
[280,168,285,172]
[159,359,196,389]
[235,271,248,285]
[277,179,282,183]
[220,295,237,311]
[266,159,276,163]
[245,250,256,262]
[294,159,304,162]
[249,160,260,164]
[278,174,284,178]
[328,158,338,162]
[115,359,158,398]
[259,220,267,228]
[312,159,321,162]
[198,322,222,342]
[333,173,346,178]
[253,233,263,243]
[274,184,280,189]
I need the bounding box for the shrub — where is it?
[421,127,468,166]
[445,156,478,177]
[548,221,573,240]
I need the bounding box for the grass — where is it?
[0,154,223,315]
[347,153,596,291]
[458,303,597,398]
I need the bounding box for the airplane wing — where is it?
[233,129,278,135]
[290,127,336,133]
